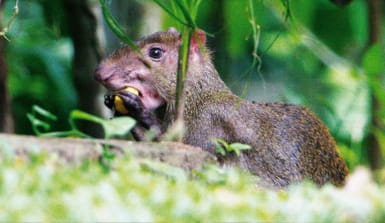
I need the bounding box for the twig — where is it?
[0,0,19,41]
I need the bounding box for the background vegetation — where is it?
[0,0,385,221]
[2,0,383,169]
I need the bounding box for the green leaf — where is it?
[229,143,252,151]
[213,138,229,147]
[213,138,227,156]
[102,147,115,160]
[215,145,226,156]
[152,0,188,26]
[212,138,251,157]
[363,44,385,77]
[28,106,135,139]
[70,110,135,138]
[27,106,59,136]
[32,105,57,121]
[174,0,196,28]
[70,110,104,125]
[228,143,252,156]
[193,165,227,185]
[99,0,142,55]
[102,117,136,138]
[27,113,51,135]
[191,0,203,20]
[140,160,188,181]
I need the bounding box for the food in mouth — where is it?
[113,86,140,114]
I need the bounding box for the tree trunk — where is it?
[61,0,104,137]
[366,0,383,170]
[206,0,227,79]
[0,0,14,133]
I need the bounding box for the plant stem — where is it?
[175,28,192,122]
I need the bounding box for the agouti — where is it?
[94,28,348,188]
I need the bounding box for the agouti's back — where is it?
[183,92,348,187]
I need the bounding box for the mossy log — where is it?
[0,133,216,171]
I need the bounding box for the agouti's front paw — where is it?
[104,86,143,116]
[114,90,145,117]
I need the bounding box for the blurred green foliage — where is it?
[2,0,385,169]
[0,150,384,222]
[27,105,135,138]
[4,0,75,134]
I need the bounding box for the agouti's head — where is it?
[94,27,209,111]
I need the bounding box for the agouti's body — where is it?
[95,28,348,187]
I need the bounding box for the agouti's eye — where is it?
[148,47,163,60]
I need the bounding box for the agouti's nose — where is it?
[94,64,105,82]
[94,64,117,84]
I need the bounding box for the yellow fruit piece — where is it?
[114,95,129,114]
[113,86,139,114]
[124,86,139,96]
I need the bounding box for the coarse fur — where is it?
[95,28,348,188]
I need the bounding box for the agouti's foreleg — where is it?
[104,91,163,140]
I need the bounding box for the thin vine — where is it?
[0,0,19,41]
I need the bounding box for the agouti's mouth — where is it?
[117,86,142,97]
[115,84,165,110]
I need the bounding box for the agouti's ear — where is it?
[191,29,206,48]
[167,27,180,35]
